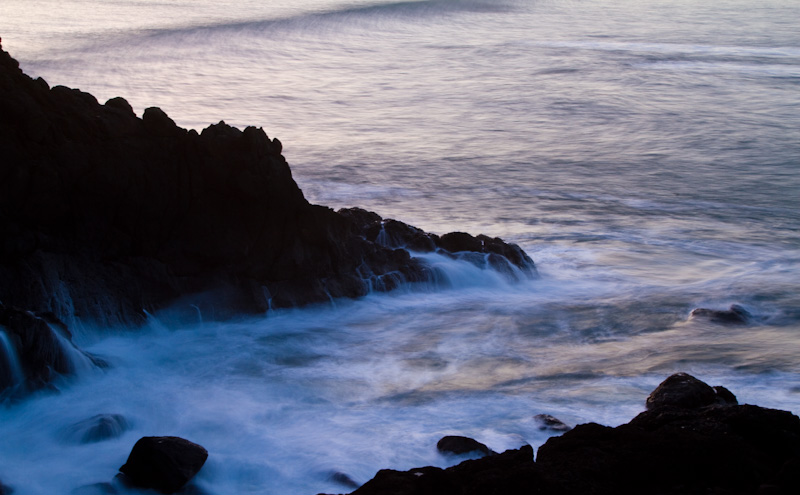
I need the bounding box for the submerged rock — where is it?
[533,414,571,432]
[62,414,130,444]
[119,436,208,494]
[436,435,496,457]
[690,304,752,325]
[327,471,361,489]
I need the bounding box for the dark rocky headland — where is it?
[0,45,535,396]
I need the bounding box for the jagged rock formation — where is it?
[335,373,800,495]
[0,45,536,395]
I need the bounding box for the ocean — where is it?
[1,0,799,493]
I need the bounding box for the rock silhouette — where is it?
[335,373,800,495]
[0,46,536,395]
[119,436,208,494]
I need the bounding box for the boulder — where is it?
[118,436,208,494]
[436,435,496,457]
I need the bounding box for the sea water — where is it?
[1,0,799,493]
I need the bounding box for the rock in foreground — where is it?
[337,373,800,495]
[118,436,208,494]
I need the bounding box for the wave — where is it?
[59,0,517,52]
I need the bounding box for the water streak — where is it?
[0,330,25,390]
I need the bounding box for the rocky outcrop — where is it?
[0,45,537,395]
[334,373,800,495]
[339,208,538,281]
[118,436,208,494]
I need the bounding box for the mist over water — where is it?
[1,0,800,493]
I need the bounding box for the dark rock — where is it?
[536,376,800,495]
[690,304,752,325]
[63,414,130,444]
[0,479,12,495]
[119,436,208,494]
[347,375,800,495]
[645,372,736,410]
[534,414,571,432]
[436,435,496,457]
[350,445,538,495]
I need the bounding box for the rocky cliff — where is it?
[0,45,536,396]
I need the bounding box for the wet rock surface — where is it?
[118,436,208,494]
[330,373,800,495]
